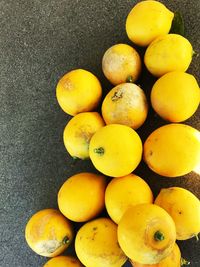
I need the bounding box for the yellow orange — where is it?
[151,72,200,122]
[105,174,153,223]
[56,69,102,115]
[102,83,148,129]
[102,43,141,85]
[118,204,176,264]
[155,187,200,240]
[75,217,127,267]
[130,243,181,267]
[144,124,200,177]
[63,112,105,159]
[25,209,73,257]
[89,124,143,177]
[44,256,83,267]
[58,172,106,222]
[126,1,174,46]
[144,34,193,77]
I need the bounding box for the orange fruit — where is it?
[151,71,200,122]
[75,217,127,267]
[25,209,73,257]
[102,43,141,85]
[126,1,174,46]
[58,172,106,222]
[144,34,193,77]
[89,124,143,177]
[102,83,148,129]
[130,243,182,267]
[105,174,153,223]
[118,204,176,264]
[144,123,200,177]
[63,112,105,159]
[155,187,200,240]
[44,256,83,267]
[56,69,102,115]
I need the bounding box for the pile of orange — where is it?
[25,1,200,266]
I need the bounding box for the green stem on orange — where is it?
[195,234,199,241]
[62,236,70,245]
[126,75,134,83]
[181,257,190,265]
[192,50,199,57]
[94,147,105,155]
[154,231,165,241]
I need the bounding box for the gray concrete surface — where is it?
[0,0,199,266]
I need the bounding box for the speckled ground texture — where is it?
[0,0,200,266]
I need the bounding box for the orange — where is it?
[151,72,200,122]
[56,69,102,115]
[118,204,176,264]
[89,124,143,177]
[44,256,83,267]
[58,172,106,222]
[75,217,127,267]
[155,187,200,240]
[25,209,73,257]
[105,174,153,223]
[144,34,193,77]
[126,1,174,46]
[102,83,148,129]
[130,243,182,267]
[63,112,105,159]
[102,43,141,85]
[144,123,200,177]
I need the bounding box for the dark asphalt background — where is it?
[0,0,199,266]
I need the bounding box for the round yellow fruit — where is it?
[144,34,193,77]
[63,112,105,159]
[105,174,153,224]
[102,83,148,129]
[126,1,174,46]
[44,256,83,267]
[102,43,141,85]
[118,204,176,264]
[25,209,73,257]
[130,243,181,267]
[144,123,200,177]
[151,72,200,122]
[56,69,102,116]
[75,217,127,267]
[58,172,106,222]
[89,124,143,177]
[155,187,200,240]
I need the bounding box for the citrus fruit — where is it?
[56,69,102,115]
[130,243,182,267]
[89,124,142,177]
[126,0,174,46]
[63,112,105,159]
[144,123,200,177]
[25,209,73,257]
[102,43,141,85]
[105,174,153,224]
[118,204,176,264]
[151,72,200,122]
[155,187,200,240]
[102,83,148,129]
[58,172,106,222]
[44,256,83,267]
[144,34,193,77]
[75,217,127,267]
